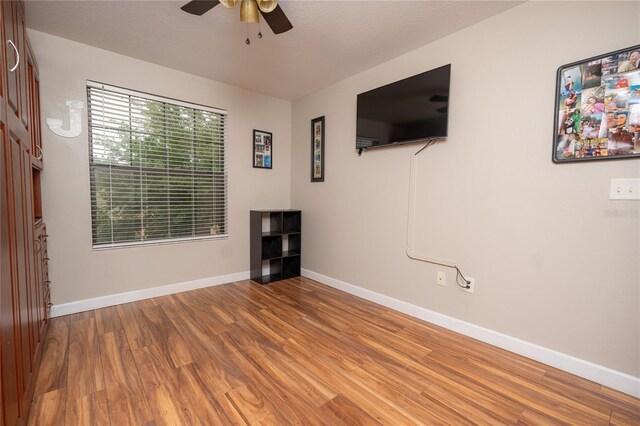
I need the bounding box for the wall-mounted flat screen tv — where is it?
[356,64,451,150]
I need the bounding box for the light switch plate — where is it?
[609,179,640,200]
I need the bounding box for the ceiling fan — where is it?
[181,0,293,44]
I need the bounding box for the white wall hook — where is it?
[47,100,84,138]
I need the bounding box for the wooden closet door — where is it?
[0,127,20,426]
[8,133,28,419]
[2,1,18,118]
[20,144,37,353]
[15,1,26,130]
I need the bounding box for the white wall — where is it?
[291,1,640,377]
[29,30,291,305]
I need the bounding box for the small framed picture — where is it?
[553,44,640,163]
[311,116,325,182]
[253,129,272,169]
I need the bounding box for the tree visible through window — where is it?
[87,82,227,247]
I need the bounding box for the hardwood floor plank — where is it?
[540,372,639,419]
[209,303,237,324]
[405,355,527,422]
[67,310,95,323]
[132,344,194,425]
[160,299,227,364]
[310,288,404,333]
[27,388,66,426]
[193,334,250,393]
[66,317,104,401]
[397,325,547,384]
[65,389,110,426]
[465,355,612,422]
[33,317,69,396]
[347,366,466,424]
[116,302,157,349]
[140,305,194,368]
[173,291,228,334]
[610,409,640,426]
[95,306,123,335]
[226,382,282,424]
[100,330,153,425]
[423,351,609,424]
[177,363,246,425]
[424,383,515,426]
[600,385,640,415]
[99,330,155,425]
[28,278,639,425]
[221,333,330,424]
[312,302,361,332]
[319,394,382,426]
[516,408,574,425]
[341,327,429,368]
[280,340,419,424]
[241,342,338,407]
[147,383,191,426]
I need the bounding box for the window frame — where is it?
[86,81,229,250]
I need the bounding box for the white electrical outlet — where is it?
[437,271,445,286]
[463,277,475,294]
[609,178,640,200]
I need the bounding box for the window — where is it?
[87,81,228,248]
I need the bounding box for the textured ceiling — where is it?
[26,0,521,100]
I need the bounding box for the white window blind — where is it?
[87,81,228,248]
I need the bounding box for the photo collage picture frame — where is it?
[311,116,325,182]
[554,45,640,162]
[253,129,272,169]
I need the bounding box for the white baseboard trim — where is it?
[50,270,250,318]
[301,268,640,398]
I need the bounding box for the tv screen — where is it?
[356,64,451,150]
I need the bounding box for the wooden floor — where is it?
[28,277,639,425]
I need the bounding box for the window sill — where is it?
[92,234,229,251]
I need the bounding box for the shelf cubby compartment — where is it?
[283,233,301,256]
[262,235,282,259]
[283,211,301,234]
[282,256,301,279]
[262,211,283,235]
[260,258,282,284]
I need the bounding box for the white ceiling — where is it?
[26,0,521,101]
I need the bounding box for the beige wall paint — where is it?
[291,2,640,376]
[29,30,291,305]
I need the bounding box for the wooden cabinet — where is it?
[250,210,301,284]
[2,1,18,118]
[27,42,41,168]
[0,1,49,424]
[34,223,49,335]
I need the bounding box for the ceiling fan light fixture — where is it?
[240,0,260,23]
[220,0,238,9]
[256,0,277,13]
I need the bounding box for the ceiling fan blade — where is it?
[259,4,293,34]
[181,0,220,16]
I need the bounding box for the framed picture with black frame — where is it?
[253,129,272,169]
[311,116,325,182]
[553,44,640,163]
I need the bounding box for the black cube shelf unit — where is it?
[250,210,301,284]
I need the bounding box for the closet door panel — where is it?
[2,1,18,118]
[1,128,21,425]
